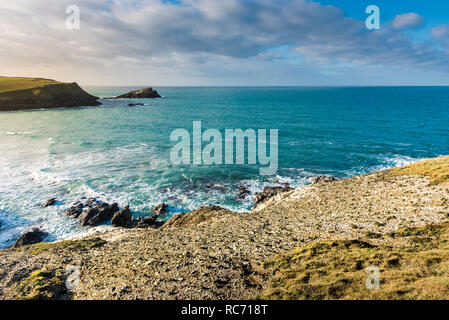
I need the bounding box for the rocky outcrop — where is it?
[253,185,293,206]
[310,176,337,184]
[111,206,133,228]
[135,216,165,229]
[78,203,119,227]
[237,186,250,200]
[114,88,161,99]
[153,203,168,215]
[12,228,48,248]
[64,198,119,227]
[42,198,57,208]
[0,77,101,112]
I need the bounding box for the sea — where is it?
[0,86,448,248]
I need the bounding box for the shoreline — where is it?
[0,156,448,299]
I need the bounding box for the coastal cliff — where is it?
[0,77,100,111]
[0,156,448,300]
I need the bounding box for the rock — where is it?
[153,203,168,215]
[205,183,226,192]
[12,228,48,248]
[310,176,337,184]
[115,88,161,99]
[254,186,293,206]
[42,198,57,208]
[111,206,134,228]
[237,186,250,200]
[128,103,144,107]
[135,216,165,229]
[63,203,84,218]
[77,203,119,227]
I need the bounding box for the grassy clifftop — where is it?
[0,76,100,111]
[0,77,63,94]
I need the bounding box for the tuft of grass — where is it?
[0,76,63,94]
[15,269,66,300]
[258,222,449,300]
[18,238,107,256]
[388,156,449,185]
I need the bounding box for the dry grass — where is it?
[389,156,449,185]
[0,76,63,94]
[258,222,449,300]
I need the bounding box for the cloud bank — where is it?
[0,0,448,85]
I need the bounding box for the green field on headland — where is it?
[0,77,63,94]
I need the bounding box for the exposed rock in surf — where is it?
[205,183,226,192]
[310,176,337,184]
[253,186,293,206]
[111,206,133,228]
[114,88,161,99]
[42,198,57,208]
[128,103,144,107]
[63,203,84,218]
[12,228,48,248]
[153,203,168,215]
[237,186,250,200]
[64,198,119,227]
[78,202,119,227]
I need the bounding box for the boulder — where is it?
[135,216,165,229]
[42,198,57,208]
[63,203,84,218]
[77,203,119,226]
[310,176,337,184]
[12,228,48,248]
[111,206,133,228]
[115,88,161,99]
[153,203,168,215]
[237,186,250,200]
[205,183,226,192]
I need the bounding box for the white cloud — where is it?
[0,0,448,85]
[392,13,424,30]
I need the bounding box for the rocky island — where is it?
[0,156,448,300]
[0,76,101,112]
[109,87,161,99]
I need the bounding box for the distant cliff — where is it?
[0,76,100,111]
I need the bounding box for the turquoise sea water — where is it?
[0,86,448,248]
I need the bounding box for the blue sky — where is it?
[1,0,449,85]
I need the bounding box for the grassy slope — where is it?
[0,76,63,94]
[259,156,449,300]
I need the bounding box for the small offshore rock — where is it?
[111,205,133,228]
[205,183,226,192]
[237,186,250,200]
[42,198,57,208]
[116,88,161,99]
[153,203,168,215]
[310,175,337,184]
[12,228,48,248]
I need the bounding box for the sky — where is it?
[1,0,449,86]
